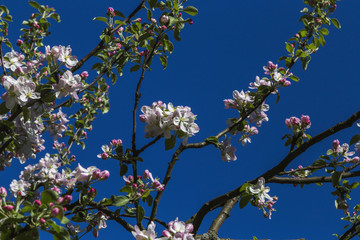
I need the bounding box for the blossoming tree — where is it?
[0,0,359,239]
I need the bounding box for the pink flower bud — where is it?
[132,183,138,188]
[285,118,291,127]
[162,230,171,238]
[151,18,157,23]
[135,18,142,23]
[34,200,41,206]
[160,15,169,24]
[80,71,89,79]
[107,7,115,17]
[62,195,72,204]
[143,169,151,179]
[101,152,109,160]
[185,223,194,233]
[301,115,311,126]
[51,207,60,217]
[333,139,340,151]
[295,33,300,38]
[3,205,14,211]
[40,218,46,224]
[16,39,23,46]
[315,18,322,24]
[56,197,64,204]
[100,170,110,180]
[0,187,7,197]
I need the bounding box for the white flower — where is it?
[249,177,272,203]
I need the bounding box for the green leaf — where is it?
[0,5,9,14]
[50,13,61,22]
[239,195,252,209]
[350,135,360,145]
[120,185,133,194]
[239,183,249,193]
[130,65,141,72]
[48,226,71,240]
[318,34,326,47]
[275,92,280,104]
[160,55,167,70]
[120,164,128,176]
[313,159,326,167]
[136,206,145,223]
[112,195,129,207]
[285,42,294,53]
[93,17,108,23]
[141,189,151,199]
[148,0,157,10]
[326,149,334,155]
[0,102,9,115]
[332,171,342,187]
[331,18,341,29]
[183,6,198,16]
[139,33,152,42]
[114,10,125,18]
[350,182,359,189]
[146,195,153,207]
[319,28,329,36]
[41,190,59,205]
[28,1,40,10]
[22,107,31,122]
[165,135,176,151]
[290,75,300,82]
[15,227,39,240]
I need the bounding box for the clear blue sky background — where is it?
[1,0,360,239]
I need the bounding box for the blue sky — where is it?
[1,0,360,239]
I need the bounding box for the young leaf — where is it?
[137,206,145,223]
[165,135,176,151]
[41,190,59,205]
[183,6,198,16]
[350,135,360,145]
[239,195,252,209]
[93,17,108,23]
[331,18,341,29]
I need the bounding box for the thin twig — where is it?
[136,135,162,155]
[149,145,185,224]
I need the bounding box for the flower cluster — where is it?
[9,153,109,198]
[52,70,84,100]
[97,139,123,160]
[223,60,292,148]
[332,139,359,163]
[289,165,312,181]
[1,75,40,109]
[122,169,164,200]
[139,101,199,141]
[132,218,195,240]
[285,115,311,132]
[283,115,312,149]
[248,177,278,219]
[45,45,78,69]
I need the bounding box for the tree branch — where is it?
[188,110,360,234]
[268,171,360,184]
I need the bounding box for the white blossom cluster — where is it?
[139,101,199,141]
